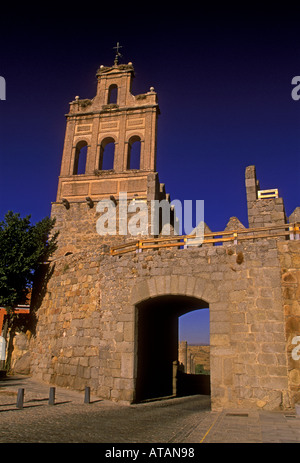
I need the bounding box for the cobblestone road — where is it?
[0,376,299,444]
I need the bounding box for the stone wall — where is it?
[178,341,210,373]
[278,240,300,406]
[10,331,31,374]
[245,165,287,228]
[29,236,298,411]
[30,251,102,391]
[50,172,171,256]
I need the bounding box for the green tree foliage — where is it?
[0,211,58,312]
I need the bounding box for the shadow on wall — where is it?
[10,263,55,375]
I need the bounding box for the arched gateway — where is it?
[134,294,209,402]
[25,57,300,412]
[131,280,211,402]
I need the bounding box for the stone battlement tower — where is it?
[52,60,169,256]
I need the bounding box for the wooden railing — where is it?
[110,223,300,256]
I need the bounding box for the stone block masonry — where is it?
[245,165,287,228]
[178,342,210,373]
[29,236,300,411]
[278,241,300,406]
[30,251,102,391]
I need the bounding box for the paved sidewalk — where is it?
[0,374,105,406]
[0,375,299,443]
[190,409,300,443]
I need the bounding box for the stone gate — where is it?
[27,57,300,411]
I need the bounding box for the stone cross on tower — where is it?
[113,42,123,65]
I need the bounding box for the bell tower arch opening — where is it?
[107,84,118,104]
[73,140,88,175]
[127,135,141,170]
[99,137,115,170]
[135,295,210,403]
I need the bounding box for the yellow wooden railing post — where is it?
[109,223,296,255]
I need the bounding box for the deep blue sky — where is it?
[1,4,299,344]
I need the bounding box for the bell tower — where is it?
[52,57,169,255]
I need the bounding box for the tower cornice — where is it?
[96,63,134,77]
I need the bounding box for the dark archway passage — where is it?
[135,295,210,402]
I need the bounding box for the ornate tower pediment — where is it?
[56,61,160,204]
[51,58,170,255]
